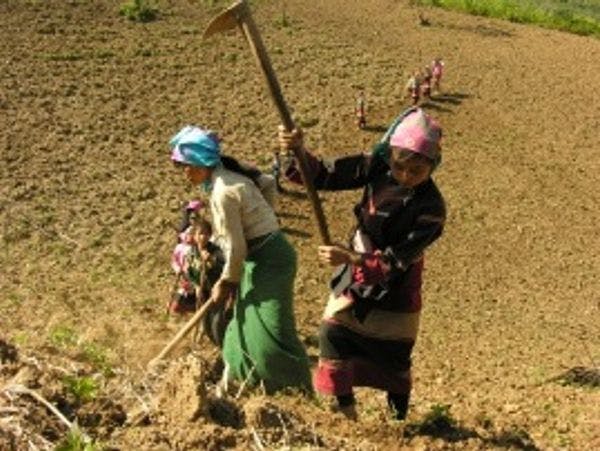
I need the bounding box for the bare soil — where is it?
[1,0,599,449]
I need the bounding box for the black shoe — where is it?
[387,392,409,420]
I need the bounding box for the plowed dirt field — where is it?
[1,0,599,449]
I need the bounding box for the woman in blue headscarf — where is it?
[170,125,312,394]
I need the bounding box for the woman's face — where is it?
[183,165,211,186]
[389,148,432,188]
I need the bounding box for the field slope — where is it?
[1,0,599,449]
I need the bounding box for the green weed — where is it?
[62,375,99,403]
[415,0,600,37]
[55,426,102,451]
[119,0,158,23]
[81,342,114,377]
[274,2,291,29]
[13,332,29,346]
[49,326,79,348]
[49,328,114,376]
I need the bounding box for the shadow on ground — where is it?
[280,189,307,200]
[549,366,600,388]
[432,92,471,105]
[281,227,312,239]
[404,416,540,450]
[277,211,309,220]
[421,101,453,113]
[362,124,389,134]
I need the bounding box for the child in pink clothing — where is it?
[431,57,445,93]
[170,222,202,314]
[169,200,223,315]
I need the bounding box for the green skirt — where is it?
[222,231,312,394]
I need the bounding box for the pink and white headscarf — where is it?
[390,108,442,164]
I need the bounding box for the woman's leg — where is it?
[222,232,311,393]
[336,393,355,406]
[335,393,358,420]
[387,392,410,420]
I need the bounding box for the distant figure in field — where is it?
[421,66,432,101]
[405,71,421,106]
[431,57,445,93]
[418,11,430,27]
[355,90,367,129]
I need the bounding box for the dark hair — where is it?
[178,210,212,242]
[178,206,208,234]
[221,155,262,187]
[194,216,212,233]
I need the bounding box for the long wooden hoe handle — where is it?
[205,0,331,244]
[148,300,214,367]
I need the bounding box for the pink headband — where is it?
[186,200,204,211]
[390,108,441,161]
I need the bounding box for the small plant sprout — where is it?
[55,425,102,451]
[426,403,456,422]
[62,375,99,403]
[81,342,114,377]
[13,331,29,346]
[49,326,79,348]
[119,0,158,23]
[275,1,290,28]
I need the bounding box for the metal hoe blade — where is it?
[202,0,247,39]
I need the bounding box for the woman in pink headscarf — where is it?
[278,107,446,420]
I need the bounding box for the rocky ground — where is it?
[1,0,599,449]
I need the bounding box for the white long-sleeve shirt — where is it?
[209,165,279,283]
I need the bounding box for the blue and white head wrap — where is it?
[170,125,221,168]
